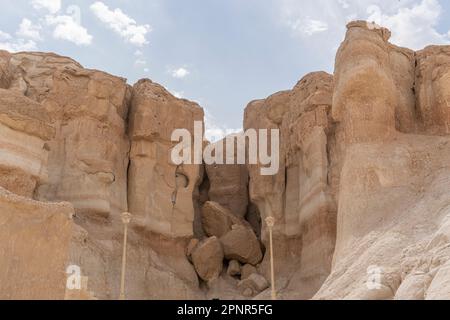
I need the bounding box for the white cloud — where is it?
[90,2,151,47]
[281,0,450,51]
[171,90,184,99]
[289,18,328,36]
[203,107,241,143]
[133,49,149,70]
[31,0,61,14]
[171,67,190,79]
[367,0,449,49]
[135,59,147,66]
[0,34,37,52]
[45,14,93,46]
[0,31,12,41]
[0,29,38,52]
[17,18,42,41]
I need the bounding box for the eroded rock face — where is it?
[0,89,54,197]
[204,136,249,218]
[2,52,131,232]
[128,79,204,238]
[0,187,74,299]
[244,71,336,298]
[0,51,204,300]
[416,46,450,135]
[2,18,450,300]
[314,21,450,300]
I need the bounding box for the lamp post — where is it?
[119,212,132,300]
[265,216,277,300]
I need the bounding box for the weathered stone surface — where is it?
[395,273,432,300]
[186,238,200,259]
[0,50,12,88]
[3,18,450,300]
[201,201,250,237]
[227,260,241,277]
[313,21,450,301]
[244,71,336,298]
[0,89,54,197]
[241,264,258,280]
[220,225,262,265]
[0,51,204,300]
[416,46,450,135]
[205,135,249,218]
[237,273,269,296]
[191,236,224,282]
[0,187,74,299]
[2,52,132,230]
[128,79,204,238]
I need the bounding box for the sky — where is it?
[1,0,450,137]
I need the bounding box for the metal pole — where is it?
[119,212,132,300]
[265,216,277,300]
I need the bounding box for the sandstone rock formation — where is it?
[244,71,336,299]
[204,137,249,218]
[0,50,203,300]
[1,19,450,300]
[128,79,204,238]
[201,201,251,237]
[0,186,74,299]
[220,224,263,265]
[191,236,224,282]
[0,89,54,197]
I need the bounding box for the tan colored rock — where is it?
[0,187,74,299]
[227,260,241,277]
[206,273,244,300]
[241,264,258,280]
[237,273,269,296]
[128,79,204,238]
[0,50,12,88]
[220,224,262,265]
[314,21,450,300]
[244,71,336,298]
[191,236,224,282]
[201,201,250,237]
[426,260,450,300]
[3,19,450,301]
[205,135,249,218]
[186,238,200,259]
[0,51,203,300]
[395,273,432,300]
[0,89,54,197]
[0,52,132,231]
[415,46,450,135]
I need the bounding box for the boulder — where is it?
[220,224,263,265]
[191,237,224,282]
[186,238,200,260]
[201,201,249,237]
[241,264,258,280]
[237,274,269,296]
[227,260,241,277]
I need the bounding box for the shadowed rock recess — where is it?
[0,21,450,300]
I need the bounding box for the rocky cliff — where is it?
[0,20,450,300]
